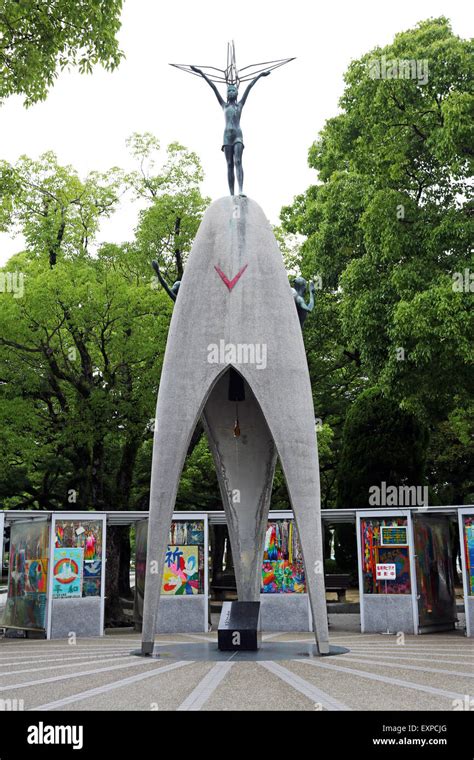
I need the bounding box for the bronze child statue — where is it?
[191,66,270,196]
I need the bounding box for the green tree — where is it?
[177,436,220,510]
[127,133,209,282]
[0,251,170,618]
[0,139,210,620]
[425,403,474,506]
[0,151,123,267]
[0,0,123,106]
[336,387,429,509]
[334,388,428,570]
[281,18,473,526]
[283,17,473,420]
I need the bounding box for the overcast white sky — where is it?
[0,0,471,265]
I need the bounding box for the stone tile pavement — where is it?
[0,623,472,711]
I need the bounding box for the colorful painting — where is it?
[261,520,306,593]
[188,522,205,545]
[377,546,411,593]
[55,520,102,560]
[82,559,102,596]
[2,521,50,631]
[8,548,26,597]
[413,516,457,626]
[262,560,306,593]
[82,578,101,597]
[162,545,199,595]
[54,519,103,597]
[464,517,474,596]
[169,520,204,546]
[84,560,101,578]
[381,526,408,546]
[25,559,48,593]
[52,548,83,598]
[3,593,47,630]
[82,560,102,597]
[361,518,411,594]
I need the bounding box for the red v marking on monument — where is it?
[214,264,248,291]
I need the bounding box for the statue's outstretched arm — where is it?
[191,66,225,107]
[239,70,270,107]
[152,260,177,302]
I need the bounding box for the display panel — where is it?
[166,520,205,595]
[2,521,50,630]
[261,519,306,593]
[463,516,474,596]
[134,518,206,622]
[361,517,411,594]
[413,514,457,627]
[53,519,103,598]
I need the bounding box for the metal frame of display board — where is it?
[356,510,419,634]
[46,512,107,640]
[458,507,474,637]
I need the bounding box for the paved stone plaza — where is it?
[1,621,472,711]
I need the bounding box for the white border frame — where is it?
[356,510,418,634]
[407,511,420,634]
[46,512,107,640]
[458,507,474,637]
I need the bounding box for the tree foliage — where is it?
[0,251,168,509]
[0,136,209,620]
[0,152,123,266]
[282,18,473,516]
[336,387,429,509]
[0,138,209,513]
[0,0,124,105]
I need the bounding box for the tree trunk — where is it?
[452,522,461,586]
[211,524,226,583]
[323,524,331,563]
[174,216,183,279]
[105,525,128,625]
[118,526,132,598]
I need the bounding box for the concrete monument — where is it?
[140,44,329,656]
[142,197,330,655]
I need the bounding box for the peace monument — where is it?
[140,43,330,656]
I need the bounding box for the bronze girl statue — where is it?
[190,66,270,196]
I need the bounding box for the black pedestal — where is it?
[218,601,261,651]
